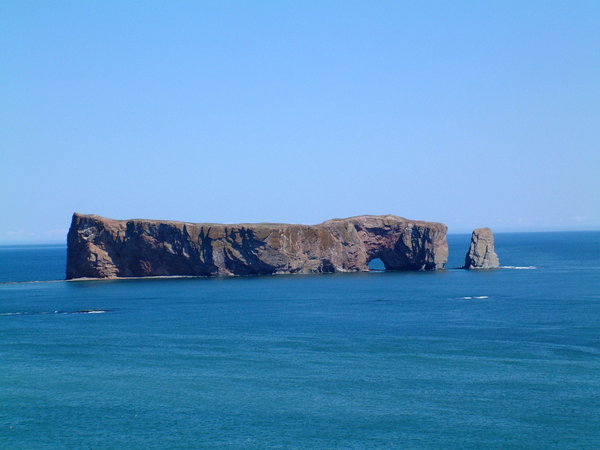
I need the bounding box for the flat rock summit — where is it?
[66,213,450,279]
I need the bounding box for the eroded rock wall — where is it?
[66,213,448,279]
[464,227,500,269]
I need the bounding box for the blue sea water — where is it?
[0,232,599,449]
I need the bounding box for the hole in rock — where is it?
[368,258,385,271]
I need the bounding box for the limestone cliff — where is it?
[66,213,448,279]
[464,228,500,269]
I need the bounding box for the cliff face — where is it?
[464,228,500,269]
[66,213,448,279]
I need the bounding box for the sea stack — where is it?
[464,228,500,269]
[66,213,448,279]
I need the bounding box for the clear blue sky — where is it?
[2,1,599,243]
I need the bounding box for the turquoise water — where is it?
[1,233,599,448]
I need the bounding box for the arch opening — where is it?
[368,257,385,272]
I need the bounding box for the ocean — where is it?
[1,232,599,449]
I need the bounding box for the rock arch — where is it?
[67,213,448,279]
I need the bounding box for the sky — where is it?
[1,1,599,243]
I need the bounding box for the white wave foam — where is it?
[501,266,536,270]
[1,309,109,316]
[0,279,64,286]
[457,296,489,300]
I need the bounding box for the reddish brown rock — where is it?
[66,213,448,279]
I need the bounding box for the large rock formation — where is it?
[464,228,500,269]
[66,213,448,279]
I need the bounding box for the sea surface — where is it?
[1,232,599,449]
